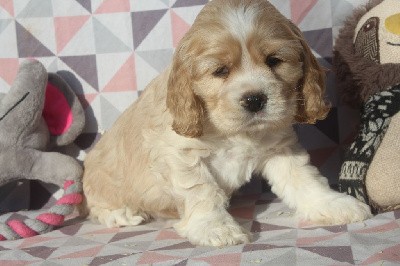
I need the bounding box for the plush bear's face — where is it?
[354,0,400,64]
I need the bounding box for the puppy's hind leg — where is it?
[89,206,150,228]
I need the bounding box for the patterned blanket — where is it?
[1,192,400,265]
[1,0,399,264]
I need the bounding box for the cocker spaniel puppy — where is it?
[82,0,372,246]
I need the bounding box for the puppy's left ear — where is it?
[288,22,331,124]
[166,47,205,138]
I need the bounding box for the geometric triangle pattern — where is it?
[0,193,399,264]
[3,1,397,262]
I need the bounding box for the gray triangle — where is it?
[17,0,53,18]
[63,236,102,246]
[100,96,121,129]
[0,19,12,34]
[350,233,398,246]
[93,18,130,54]
[301,246,353,264]
[331,0,356,27]
[60,55,99,91]
[47,58,58,72]
[160,0,170,6]
[76,0,91,13]
[172,0,208,8]
[265,249,296,264]
[136,49,173,72]
[131,9,168,49]
[16,22,54,57]
[251,221,292,232]
[303,28,333,61]
[259,230,297,242]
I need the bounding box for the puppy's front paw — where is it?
[301,194,372,225]
[175,215,250,247]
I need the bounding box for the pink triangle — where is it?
[290,0,317,25]
[57,246,103,259]
[138,251,182,264]
[362,244,400,264]
[0,58,19,85]
[95,0,130,14]
[85,227,120,235]
[296,232,343,246]
[18,236,60,249]
[355,221,399,234]
[156,229,184,241]
[195,253,242,265]
[0,260,39,265]
[54,15,90,53]
[171,10,190,48]
[102,55,136,92]
[0,0,13,16]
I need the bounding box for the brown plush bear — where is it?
[334,0,400,213]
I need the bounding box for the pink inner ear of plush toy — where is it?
[42,82,73,135]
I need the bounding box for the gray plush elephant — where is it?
[0,60,85,240]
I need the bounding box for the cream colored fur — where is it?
[83,0,372,247]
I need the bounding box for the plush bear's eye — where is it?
[265,55,282,68]
[363,20,376,32]
[213,66,229,77]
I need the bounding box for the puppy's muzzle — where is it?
[240,92,268,113]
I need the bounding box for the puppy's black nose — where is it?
[240,93,267,113]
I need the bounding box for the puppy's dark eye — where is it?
[265,56,282,68]
[213,66,229,77]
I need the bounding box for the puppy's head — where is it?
[167,0,330,138]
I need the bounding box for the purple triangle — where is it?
[22,246,57,259]
[75,0,91,13]
[174,260,188,266]
[303,28,333,64]
[59,223,84,236]
[60,55,99,91]
[243,243,291,252]
[16,22,54,57]
[172,0,208,7]
[89,254,135,266]
[152,241,195,251]
[109,230,157,243]
[251,221,292,232]
[131,9,168,49]
[304,224,347,233]
[394,209,400,219]
[301,246,354,264]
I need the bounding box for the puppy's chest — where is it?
[206,142,266,190]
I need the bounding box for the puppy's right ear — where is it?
[166,50,205,138]
[286,21,330,124]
